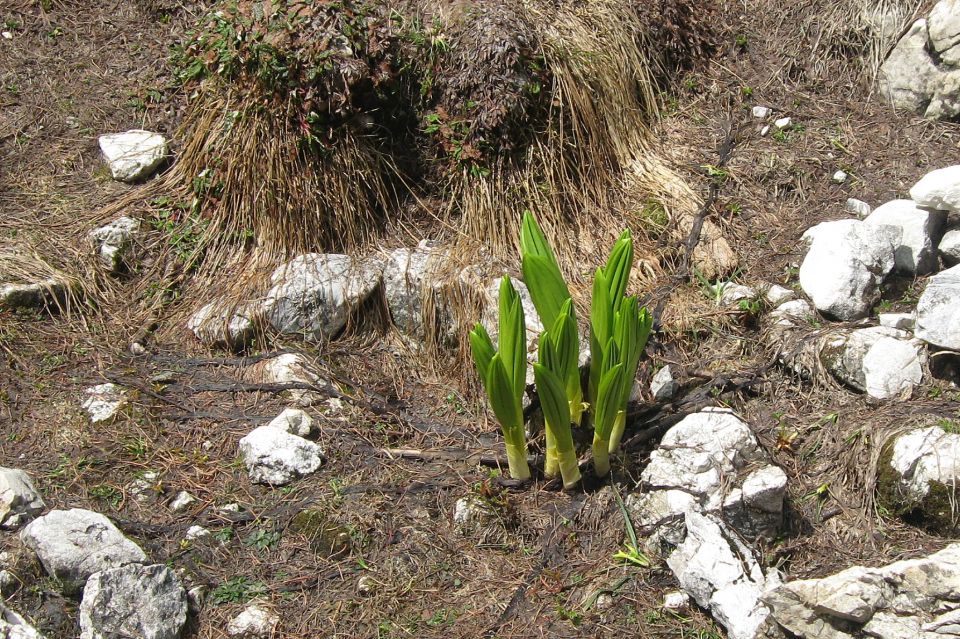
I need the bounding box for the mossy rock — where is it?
[876,437,960,535]
[289,509,352,558]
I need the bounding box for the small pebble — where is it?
[832,170,848,184]
[663,591,690,610]
[844,198,872,219]
[774,117,792,129]
[760,125,770,137]
[752,106,771,118]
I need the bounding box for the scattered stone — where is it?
[81,383,127,423]
[774,116,791,129]
[760,125,770,136]
[769,299,814,327]
[667,512,781,639]
[878,19,942,115]
[799,219,899,320]
[0,603,44,639]
[0,569,16,595]
[0,278,68,311]
[227,603,279,637]
[20,508,147,593]
[911,165,960,213]
[187,585,206,610]
[716,282,756,306]
[168,491,196,512]
[246,353,325,406]
[915,263,960,350]
[238,426,324,486]
[129,471,160,504]
[878,425,960,530]
[219,503,241,513]
[98,130,167,182]
[357,575,377,596]
[185,526,210,541]
[88,216,140,274]
[79,563,187,639]
[879,312,916,330]
[864,199,946,274]
[267,408,314,437]
[453,496,494,528]
[187,301,259,351]
[663,591,690,610]
[940,228,960,265]
[752,106,772,118]
[765,543,960,639]
[630,409,785,541]
[832,170,848,184]
[845,198,872,219]
[763,284,795,306]
[0,468,44,529]
[262,253,382,340]
[650,365,679,402]
[820,326,926,399]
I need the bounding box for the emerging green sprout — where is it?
[469,276,531,480]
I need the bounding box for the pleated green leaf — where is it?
[533,362,571,445]
[521,254,571,332]
[593,361,624,440]
[497,276,527,399]
[486,354,522,440]
[469,323,496,383]
[604,230,634,306]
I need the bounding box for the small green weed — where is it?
[211,576,265,605]
[244,529,281,551]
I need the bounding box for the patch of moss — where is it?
[289,509,352,558]
[876,442,960,535]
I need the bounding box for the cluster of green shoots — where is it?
[470,213,652,488]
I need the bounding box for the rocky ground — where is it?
[3,1,960,639]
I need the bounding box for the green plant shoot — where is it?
[469,276,531,480]
[535,300,581,489]
[589,230,652,476]
[520,211,584,427]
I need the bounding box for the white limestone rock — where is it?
[98,130,167,182]
[81,383,127,423]
[911,165,960,213]
[20,509,147,593]
[185,526,210,541]
[0,468,44,530]
[453,496,494,528]
[168,491,196,512]
[864,199,946,274]
[878,19,939,114]
[740,466,789,514]
[878,312,915,330]
[929,0,960,66]
[382,243,453,341]
[765,543,960,639]
[845,198,872,219]
[799,219,899,320]
[0,603,44,639]
[915,263,960,350]
[832,170,848,184]
[246,353,325,406]
[716,282,756,306]
[774,117,792,129]
[227,603,279,637]
[889,425,960,503]
[663,591,690,610]
[667,512,781,639]
[238,426,324,486]
[763,284,795,306]
[820,327,925,399]
[88,216,140,273]
[650,365,679,402]
[752,106,772,118]
[187,301,259,351]
[79,563,187,639]
[0,278,67,311]
[262,253,382,340]
[939,228,960,265]
[769,299,814,328]
[267,408,314,437]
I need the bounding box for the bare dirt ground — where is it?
[2,1,960,638]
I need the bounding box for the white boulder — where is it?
[765,543,960,639]
[88,216,140,273]
[878,312,915,330]
[267,408,314,437]
[382,243,453,340]
[187,301,259,351]
[20,509,147,593]
[716,282,756,306]
[667,512,780,639]
[911,165,960,213]
[650,365,679,401]
[98,130,167,182]
[940,228,960,265]
[79,563,187,639]
[0,278,67,311]
[820,327,925,399]
[238,426,324,486]
[915,263,960,350]
[799,219,899,320]
[81,383,127,423]
[246,353,326,406]
[0,468,44,529]
[0,603,44,639]
[864,200,946,274]
[227,603,279,637]
[929,0,960,66]
[889,425,960,503]
[262,253,382,340]
[878,20,940,114]
[763,284,795,306]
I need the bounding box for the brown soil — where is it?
[2,1,960,638]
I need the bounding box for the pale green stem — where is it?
[504,441,532,481]
[608,410,627,454]
[593,434,611,477]
[569,385,584,427]
[556,445,582,490]
[544,428,559,478]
